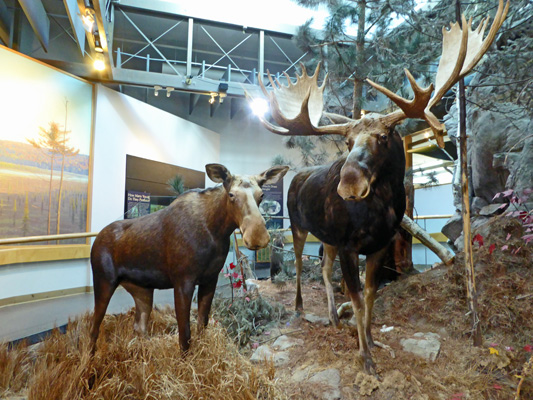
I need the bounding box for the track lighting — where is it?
[166,87,174,97]
[250,98,268,117]
[154,85,162,96]
[93,53,105,71]
[209,93,217,104]
[82,8,95,32]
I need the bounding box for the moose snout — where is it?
[337,164,372,201]
[240,217,270,250]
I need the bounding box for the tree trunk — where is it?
[400,215,455,265]
[352,0,366,119]
[456,0,482,347]
[57,100,68,240]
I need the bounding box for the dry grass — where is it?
[1,308,287,400]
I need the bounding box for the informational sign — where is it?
[259,180,284,230]
[125,191,150,219]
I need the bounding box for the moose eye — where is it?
[380,134,388,142]
[228,192,235,199]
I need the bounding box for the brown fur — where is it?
[89,164,288,354]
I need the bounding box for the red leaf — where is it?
[489,244,496,255]
[472,234,484,246]
[493,384,502,390]
[232,272,239,279]
[232,280,242,289]
[229,262,236,270]
[506,233,511,241]
[501,245,509,251]
[492,192,501,200]
[502,189,514,197]
[522,234,533,244]
[524,344,532,352]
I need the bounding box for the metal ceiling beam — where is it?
[0,1,10,45]
[116,0,299,36]
[92,0,113,79]
[63,0,85,56]
[18,0,50,52]
[111,67,255,97]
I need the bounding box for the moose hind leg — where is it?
[121,282,154,336]
[292,227,308,312]
[339,249,375,374]
[173,281,196,352]
[321,243,340,328]
[364,247,388,348]
[90,278,117,354]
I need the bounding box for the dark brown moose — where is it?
[89,163,289,354]
[252,0,508,374]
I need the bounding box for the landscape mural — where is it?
[0,47,92,244]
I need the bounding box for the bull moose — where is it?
[253,0,508,374]
[89,163,289,354]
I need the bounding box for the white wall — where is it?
[0,85,220,302]
[91,85,220,231]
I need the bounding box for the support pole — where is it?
[456,0,482,347]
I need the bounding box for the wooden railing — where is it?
[0,215,453,246]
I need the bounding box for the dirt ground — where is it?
[246,255,533,400]
[0,245,531,399]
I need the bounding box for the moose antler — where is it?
[367,0,509,147]
[250,0,509,148]
[251,63,352,137]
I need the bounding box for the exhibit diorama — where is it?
[0,0,531,399]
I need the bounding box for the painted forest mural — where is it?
[0,47,92,244]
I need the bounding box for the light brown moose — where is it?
[89,163,289,354]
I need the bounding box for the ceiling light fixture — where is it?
[166,87,174,97]
[81,8,95,32]
[250,98,269,117]
[209,93,217,104]
[154,85,162,96]
[93,53,105,71]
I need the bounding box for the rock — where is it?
[272,335,304,351]
[245,279,259,293]
[441,213,463,243]
[479,203,508,216]
[309,368,342,400]
[250,345,290,366]
[304,313,330,326]
[401,332,441,361]
[291,366,313,383]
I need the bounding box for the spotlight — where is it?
[250,98,269,117]
[94,53,105,71]
[154,85,162,96]
[219,92,227,104]
[166,87,174,97]
[82,8,95,32]
[209,93,217,104]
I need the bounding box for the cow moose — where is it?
[89,163,289,354]
[253,0,508,374]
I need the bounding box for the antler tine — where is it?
[459,0,510,79]
[255,62,353,137]
[365,1,508,148]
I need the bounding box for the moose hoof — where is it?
[362,356,377,376]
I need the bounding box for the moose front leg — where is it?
[173,280,196,352]
[292,227,309,311]
[197,280,218,333]
[322,243,340,328]
[339,249,376,375]
[363,247,388,348]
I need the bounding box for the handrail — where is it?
[0,214,453,246]
[0,232,99,246]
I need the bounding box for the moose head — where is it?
[249,0,509,201]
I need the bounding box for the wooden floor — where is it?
[0,288,176,344]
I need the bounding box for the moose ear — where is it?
[256,165,289,187]
[206,164,232,184]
